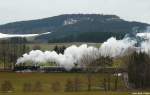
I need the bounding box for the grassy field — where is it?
[0,92,129,95]
[27,42,101,51]
[0,72,130,95]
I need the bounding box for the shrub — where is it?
[1,80,14,93]
[74,77,82,92]
[51,81,61,92]
[65,79,74,92]
[32,81,43,92]
[23,82,32,92]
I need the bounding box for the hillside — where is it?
[0,14,149,42]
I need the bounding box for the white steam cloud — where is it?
[99,37,136,57]
[16,26,150,70]
[17,45,98,70]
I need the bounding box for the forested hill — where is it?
[0,14,149,42]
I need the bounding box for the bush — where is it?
[65,79,74,92]
[1,80,14,92]
[74,77,82,92]
[23,82,32,92]
[32,81,43,92]
[51,81,61,92]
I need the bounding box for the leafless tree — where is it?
[32,81,43,92]
[51,81,61,92]
[23,82,32,92]
[65,79,74,92]
[0,38,29,70]
[1,80,14,93]
[74,77,82,92]
[103,78,107,91]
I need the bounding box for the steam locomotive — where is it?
[13,66,84,73]
[13,65,126,73]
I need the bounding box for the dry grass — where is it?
[27,42,100,51]
[0,72,128,95]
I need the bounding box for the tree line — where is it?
[0,37,29,70]
[125,52,150,89]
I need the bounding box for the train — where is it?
[13,65,126,73]
[13,66,84,73]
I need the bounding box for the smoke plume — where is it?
[17,45,98,70]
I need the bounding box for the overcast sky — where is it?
[0,0,150,24]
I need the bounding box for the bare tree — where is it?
[0,38,29,70]
[107,73,111,91]
[23,82,32,92]
[51,81,61,92]
[1,80,14,93]
[103,78,107,91]
[74,77,82,92]
[65,79,74,92]
[32,81,43,92]
[87,73,92,91]
[114,71,119,91]
[80,49,113,91]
